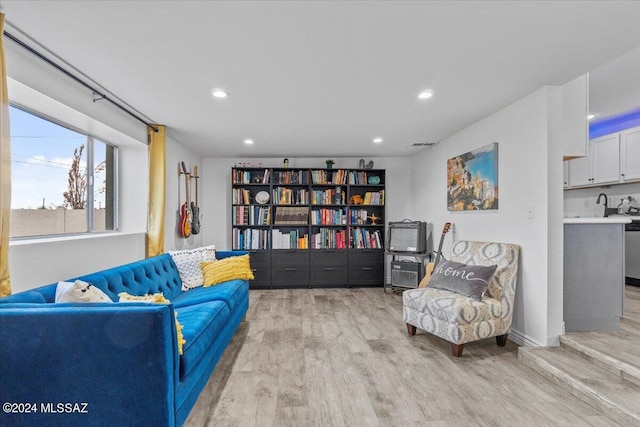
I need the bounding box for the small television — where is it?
[387,221,428,253]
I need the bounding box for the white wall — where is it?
[410,87,564,347]
[9,233,146,293]
[201,157,412,250]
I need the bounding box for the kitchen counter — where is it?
[564,220,627,331]
[563,217,632,224]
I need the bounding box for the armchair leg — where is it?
[451,343,464,357]
[496,334,508,347]
[406,323,417,336]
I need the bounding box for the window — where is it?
[10,105,118,238]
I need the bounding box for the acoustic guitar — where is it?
[418,222,451,288]
[190,166,201,235]
[179,161,192,238]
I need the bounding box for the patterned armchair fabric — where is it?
[403,241,520,356]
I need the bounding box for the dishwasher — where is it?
[626,220,640,286]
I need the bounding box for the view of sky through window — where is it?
[10,106,92,209]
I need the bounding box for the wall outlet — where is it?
[527,203,535,219]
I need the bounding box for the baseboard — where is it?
[508,328,546,348]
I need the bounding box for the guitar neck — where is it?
[433,222,451,267]
[434,236,446,265]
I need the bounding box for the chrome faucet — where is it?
[596,193,610,217]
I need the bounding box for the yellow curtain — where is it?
[147,125,166,257]
[0,13,12,297]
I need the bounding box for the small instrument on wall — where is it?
[179,161,192,238]
[190,166,201,235]
[418,222,451,288]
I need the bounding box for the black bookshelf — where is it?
[231,167,385,288]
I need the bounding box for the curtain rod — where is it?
[3,30,159,133]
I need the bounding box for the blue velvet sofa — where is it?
[0,251,249,427]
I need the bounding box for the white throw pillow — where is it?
[168,245,216,291]
[55,280,113,303]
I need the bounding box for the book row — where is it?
[232,168,384,186]
[232,227,383,250]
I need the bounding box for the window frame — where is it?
[9,103,119,239]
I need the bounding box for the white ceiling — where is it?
[3,1,640,158]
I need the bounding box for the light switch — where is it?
[527,204,535,219]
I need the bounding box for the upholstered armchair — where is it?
[403,240,520,357]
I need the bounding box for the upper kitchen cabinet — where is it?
[565,46,640,190]
[562,74,589,160]
[620,127,640,182]
[568,133,620,187]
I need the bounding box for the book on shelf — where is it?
[311,208,345,225]
[233,227,270,250]
[310,228,347,249]
[272,229,308,249]
[350,227,383,249]
[272,169,307,185]
[311,169,347,185]
[272,187,308,205]
[361,190,384,205]
[233,206,271,225]
[274,206,309,224]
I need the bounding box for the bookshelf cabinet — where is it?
[231,167,385,288]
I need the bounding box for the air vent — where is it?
[412,142,436,147]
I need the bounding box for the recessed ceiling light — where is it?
[418,90,434,99]
[212,89,229,98]
[587,114,596,120]
[373,137,383,144]
[244,139,254,145]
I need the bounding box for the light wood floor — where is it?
[184,287,624,426]
[625,284,640,319]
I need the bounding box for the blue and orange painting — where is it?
[447,142,498,211]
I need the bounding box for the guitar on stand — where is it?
[418,222,451,288]
[179,161,192,238]
[190,166,201,235]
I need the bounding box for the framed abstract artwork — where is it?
[447,142,498,211]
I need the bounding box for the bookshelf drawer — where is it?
[310,249,348,266]
[250,264,271,285]
[272,249,309,266]
[348,249,383,265]
[248,250,270,265]
[272,266,309,286]
[310,266,348,285]
[348,264,384,286]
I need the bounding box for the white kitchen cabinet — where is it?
[568,133,620,187]
[591,133,620,184]
[563,161,569,188]
[620,126,640,182]
[569,151,591,187]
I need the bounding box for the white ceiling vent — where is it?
[412,142,436,147]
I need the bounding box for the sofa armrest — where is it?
[0,303,179,427]
[216,250,249,260]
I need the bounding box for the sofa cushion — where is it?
[172,279,248,313]
[177,300,230,379]
[169,245,217,291]
[201,254,254,286]
[403,287,502,325]
[55,280,113,303]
